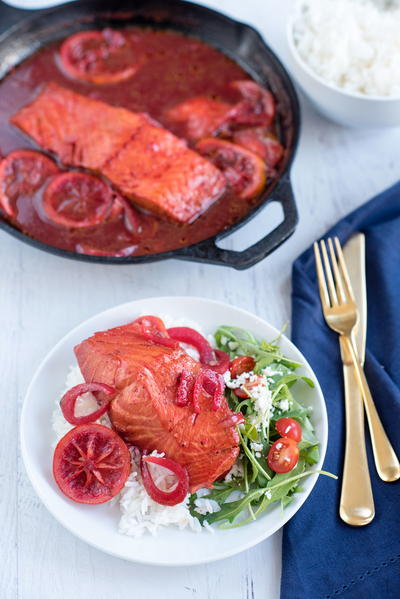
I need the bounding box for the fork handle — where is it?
[341,335,400,482]
[339,337,374,525]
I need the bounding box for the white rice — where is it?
[293,0,400,97]
[118,451,202,537]
[51,314,233,537]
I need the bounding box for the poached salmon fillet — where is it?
[74,319,239,492]
[11,83,226,223]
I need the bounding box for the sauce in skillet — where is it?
[0,28,283,256]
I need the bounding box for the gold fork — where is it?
[314,237,400,487]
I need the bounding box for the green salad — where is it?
[189,325,336,529]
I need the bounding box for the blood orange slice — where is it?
[60,29,138,84]
[53,424,131,504]
[196,138,266,200]
[229,80,276,127]
[43,172,113,228]
[232,128,284,168]
[0,150,59,217]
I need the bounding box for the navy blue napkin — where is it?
[281,182,400,599]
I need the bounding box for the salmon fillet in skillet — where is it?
[11,83,226,223]
[74,320,239,492]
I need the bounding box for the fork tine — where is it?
[328,238,346,303]
[334,237,355,301]
[320,239,338,305]
[313,242,330,310]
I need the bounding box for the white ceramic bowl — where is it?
[286,16,400,128]
[20,296,328,566]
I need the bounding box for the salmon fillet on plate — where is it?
[74,318,239,492]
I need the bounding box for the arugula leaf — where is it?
[298,419,318,445]
[189,485,241,523]
[270,374,315,388]
[215,326,302,369]
[281,495,294,509]
[301,445,320,465]
[265,458,305,501]
[205,489,264,525]
[239,429,271,480]
[203,485,238,504]
[188,493,206,524]
[243,422,259,442]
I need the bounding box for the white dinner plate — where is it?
[20,296,328,566]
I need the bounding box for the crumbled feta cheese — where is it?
[224,460,244,481]
[223,370,232,386]
[220,335,229,346]
[265,489,272,500]
[224,370,255,389]
[278,399,290,412]
[263,366,281,377]
[194,497,221,516]
[250,442,263,453]
[249,380,273,422]
[228,341,239,350]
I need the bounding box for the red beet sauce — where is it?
[0,28,272,256]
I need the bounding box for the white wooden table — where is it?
[1,1,399,597]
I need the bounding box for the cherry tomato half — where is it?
[230,355,256,379]
[275,417,302,443]
[43,172,113,228]
[60,29,138,84]
[196,138,266,200]
[0,150,59,217]
[53,424,131,504]
[267,437,299,473]
[233,388,248,399]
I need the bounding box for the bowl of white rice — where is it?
[287,0,400,127]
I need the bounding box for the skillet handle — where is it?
[175,175,298,270]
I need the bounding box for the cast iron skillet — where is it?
[0,0,300,270]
